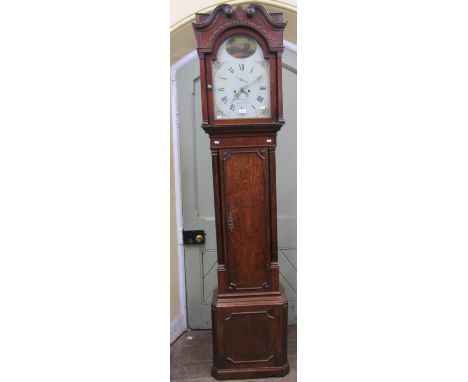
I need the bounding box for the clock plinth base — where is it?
[211,363,289,380]
[211,286,289,380]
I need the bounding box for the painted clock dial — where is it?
[212,34,271,119]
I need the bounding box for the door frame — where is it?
[170,41,297,341]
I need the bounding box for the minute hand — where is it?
[234,75,264,99]
[241,75,263,91]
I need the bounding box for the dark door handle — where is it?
[183,230,205,244]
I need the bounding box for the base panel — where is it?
[211,285,289,380]
[212,363,289,380]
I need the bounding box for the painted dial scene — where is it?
[212,34,271,119]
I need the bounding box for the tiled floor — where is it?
[170,325,296,382]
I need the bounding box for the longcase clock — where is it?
[193,4,289,380]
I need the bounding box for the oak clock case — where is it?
[193,4,289,380]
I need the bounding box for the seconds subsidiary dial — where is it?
[212,34,271,120]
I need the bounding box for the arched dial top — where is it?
[212,34,271,120]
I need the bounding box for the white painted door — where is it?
[176,47,297,329]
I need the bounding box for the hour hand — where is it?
[232,88,243,100]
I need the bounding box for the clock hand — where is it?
[231,75,263,102]
[242,75,263,89]
[232,89,249,102]
[233,75,263,97]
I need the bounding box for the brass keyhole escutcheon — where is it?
[195,234,204,243]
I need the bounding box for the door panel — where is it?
[178,47,297,329]
[177,61,217,328]
[223,149,270,291]
[276,48,297,322]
